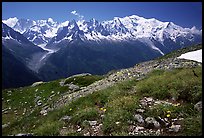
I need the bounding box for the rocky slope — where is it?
[50,44,202,110]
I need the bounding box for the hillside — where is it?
[2,44,202,136]
[2,45,41,89]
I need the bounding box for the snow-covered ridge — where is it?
[3,17,70,45]
[2,15,202,48]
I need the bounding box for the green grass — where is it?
[102,95,140,135]
[2,78,70,125]
[70,107,99,125]
[33,121,62,136]
[2,74,104,136]
[2,66,202,136]
[135,67,202,103]
[179,113,202,136]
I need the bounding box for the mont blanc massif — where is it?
[2,15,202,89]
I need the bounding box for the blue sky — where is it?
[2,2,202,29]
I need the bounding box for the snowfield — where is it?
[177,49,202,63]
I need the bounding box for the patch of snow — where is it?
[47,18,54,23]
[3,35,12,40]
[60,21,69,27]
[177,49,202,63]
[44,27,58,38]
[30,26,41,32]
[38,43,47,47]
[31,36,37,42]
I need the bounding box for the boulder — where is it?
[145,117,160,129]
[194,101,202,112]
[168,124,181,132]
[88,121,97,126]
[2,123,10,129]
[15,133,33,136]
[37,100,42,106]
[60,116,72,122]
[68,84,80,91]
[134,114,144,124]
[40,109,47,116]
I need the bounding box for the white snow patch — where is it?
[60,21,69,27]
[47,18,54,24]
[3,35,12,40]
[44,27,58,38]
[177,49,202,63]
[31,36,37,41]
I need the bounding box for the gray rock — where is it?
[37,100,42,106]
[194,101,202,112]
[145,117,160,129]
[135,126,144,131]
[168,124,181,132]
[2,122,10,129]
[88,121,97,126]
[59,80,65,86]
[15,133,33,136]
[136,109,145,113]
[140,101,148,107]
[77,128,82,132]
[60,116,72,122]
[68,84,80,91]
[134,114,144,124]
[40,110,47,116]
[84,132,90,136]
[146,97,154,103]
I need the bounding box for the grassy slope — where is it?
[2,44,202,136]
[2,75,104,135]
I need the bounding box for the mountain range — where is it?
[2,15,202,88]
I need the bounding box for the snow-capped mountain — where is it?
[46,15,201,51]
[3,15,201,49]
[3,17,69,45]
[2,15,202,82]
